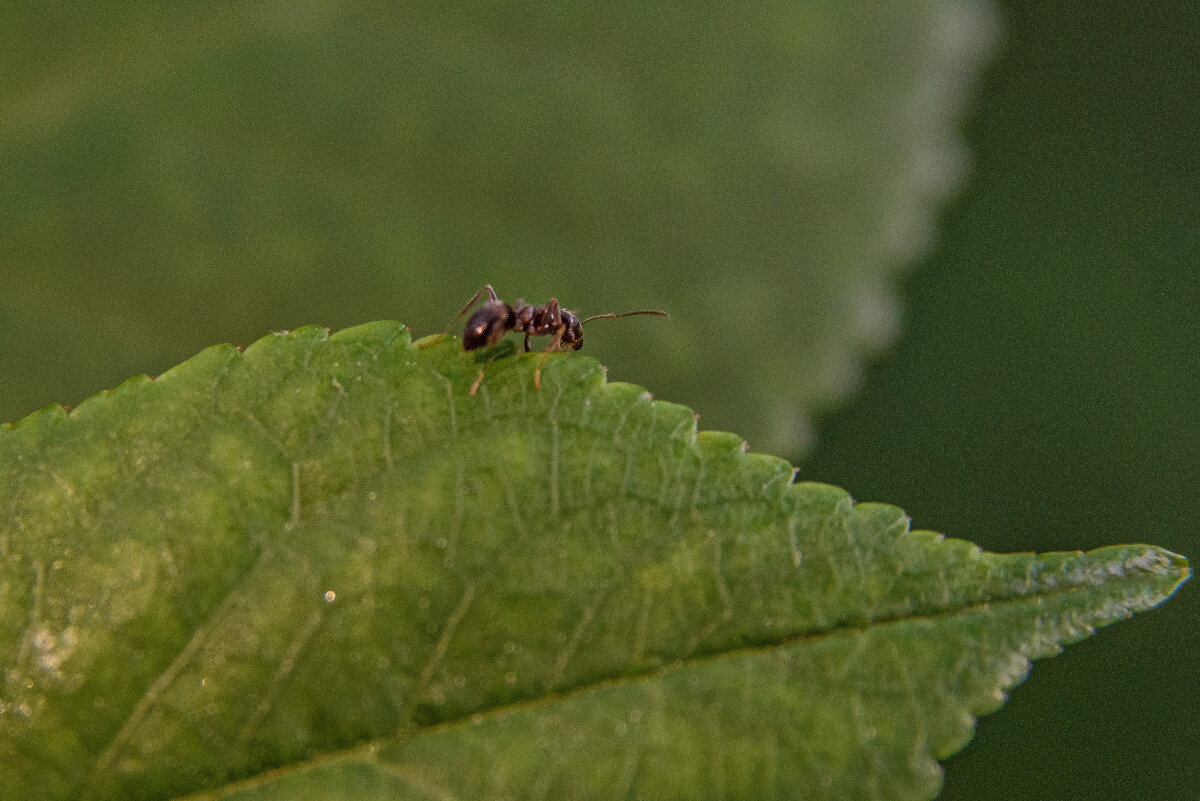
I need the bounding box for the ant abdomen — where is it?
[462,301,514,350]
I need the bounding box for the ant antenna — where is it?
[581,309,669,324]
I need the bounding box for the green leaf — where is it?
[0,323,1187,801]
[0,2,998,450]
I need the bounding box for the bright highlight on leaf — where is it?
[0,323,1188,801]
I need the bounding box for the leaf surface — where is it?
[0,323,1187,800]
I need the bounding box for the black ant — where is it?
[441,285,667,394]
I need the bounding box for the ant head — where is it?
[561,310,585,350]
[463,301,514,350]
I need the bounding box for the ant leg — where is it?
[469,364,488,396]
[534,325,567,389]
[436,284,499,339]
[469,349,500,397]
[523,331,531,353]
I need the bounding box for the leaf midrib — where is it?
[164,557,1173,801]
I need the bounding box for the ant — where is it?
[441,284,667,394]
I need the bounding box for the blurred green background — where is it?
[1,0,994,452]
[1,1,1194,799]
[805,4,1198,799]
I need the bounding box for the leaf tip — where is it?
[1134,545,1191,596]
